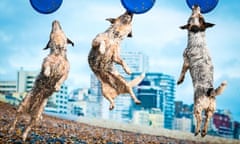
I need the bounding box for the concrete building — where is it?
[174,101,194,132]
[174,117,192,132]
[149,108,164,128]
[0,92,28,106]
[209,109,234,138]
[131,72,175,129]
[45,84,69,115]
[68,88,89,117]
[0,81,17,94]
[132,108,164,128]
[233,121,240,139]
[17,68,38,93]
[132,109,150,126]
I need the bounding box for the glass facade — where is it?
[131,73,175,129]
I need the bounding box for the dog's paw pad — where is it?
[135,100,141,104]
[221,81,227,86]
[109,105,114,110]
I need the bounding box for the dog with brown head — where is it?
[88,11,144,110]
[177,5,226,137]
[8,20,74,141]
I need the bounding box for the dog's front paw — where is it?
[134,99,141,105]
[194,130,200,136]
[109,104,115,110]
[201,130,207,137]
[54,84,61,92]
[177,78,184,85]
[125,67,132,75]
[99,41,106,54]
[44,67,51,77]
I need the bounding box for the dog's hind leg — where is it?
[113,45,131,74]
[177,57,189,85]
[201,110,213,137]
[22,98,48,141]
[8,93,31,134]
[194,105,202,136]
[128,73,145,104]
[101,83,117,110]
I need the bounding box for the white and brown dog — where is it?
[88,11,144,110]
[177,6,227,137]
[9,20,74,141]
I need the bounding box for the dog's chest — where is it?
[48,54,68,77]
[185,32,213,66]
[185,32,214,86]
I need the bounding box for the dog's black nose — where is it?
[190,25,200,33]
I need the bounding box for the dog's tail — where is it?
[207,81,227,97]
[128,73,145,87]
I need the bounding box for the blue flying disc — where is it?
[186,0,219,14]
[121,0,156,14]
[30,0,63,14]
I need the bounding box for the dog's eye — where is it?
[114,31,120,38]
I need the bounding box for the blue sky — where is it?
[0,0,239,121]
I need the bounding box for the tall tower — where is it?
[106,51,149,122]
[131,72,176,129]
[90,51,149,122]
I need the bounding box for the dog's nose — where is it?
[190,25,200,33]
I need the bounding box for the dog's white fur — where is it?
[177,6,226,137]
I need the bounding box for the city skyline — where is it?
[0,66,239,138]
[0,0,239,122]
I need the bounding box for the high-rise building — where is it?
[50,84,69,114]
[131,72,175,129]
[89,74,103,118]
[0,81,17,94]
[115,51,149,79]
[106,51,149,122]
[90,51,149,122]
[17,67,38,93]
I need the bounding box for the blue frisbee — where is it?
[186,0,219,14]
[30,0,63,14]
[121,0,156,14]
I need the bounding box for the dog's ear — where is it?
[204,22,215,28]
[127,31,133,37]
[106,18,116,24]
[43,41,50,50]
[67,38,74,47]
[180,24,189,30]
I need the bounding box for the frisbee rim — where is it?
[186,0,219,14]
[29,0,63,14]
[121,0,156,14]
